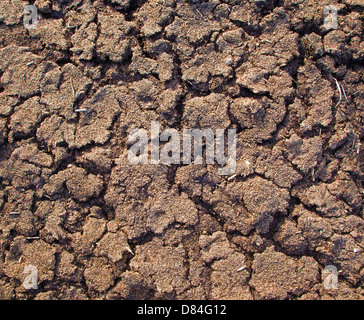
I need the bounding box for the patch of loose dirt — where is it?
[0,0,363,300]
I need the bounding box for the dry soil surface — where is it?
[0,0,363,300]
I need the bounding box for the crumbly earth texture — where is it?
[0,0,363,300]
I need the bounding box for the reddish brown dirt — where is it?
[0,0,363,300]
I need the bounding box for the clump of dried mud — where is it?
[0,0,363,300]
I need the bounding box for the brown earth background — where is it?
[0,0,363,300]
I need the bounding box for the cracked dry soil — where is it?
[0,0,363,300]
